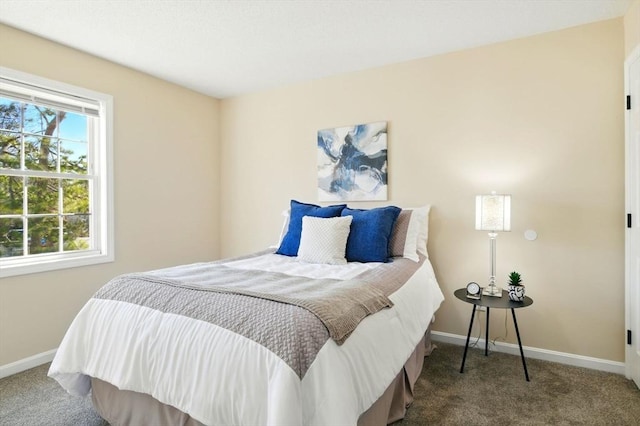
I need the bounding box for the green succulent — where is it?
[508,271,523,286]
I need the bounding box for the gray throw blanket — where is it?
[101,265,391,344]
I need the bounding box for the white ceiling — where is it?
[0,0,633,99]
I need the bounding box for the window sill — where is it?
[0,250,114,278]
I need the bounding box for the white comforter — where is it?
[48,254,444,426]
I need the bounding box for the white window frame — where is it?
[0,67,114,277]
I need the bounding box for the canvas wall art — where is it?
[317,121,388,201]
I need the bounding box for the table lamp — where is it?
[475,192,511,297]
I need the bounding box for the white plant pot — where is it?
[507,285,525,302]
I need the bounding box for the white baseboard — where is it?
[431,331,625,375]
[0,334,626,379]
[0,348,57,379]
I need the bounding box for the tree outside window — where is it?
[1,98,91,258]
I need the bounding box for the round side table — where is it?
[454,288,533,381]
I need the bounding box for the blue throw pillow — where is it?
[341,206,402,263]
[276,200,347,256]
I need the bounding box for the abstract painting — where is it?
[317,121,388,201]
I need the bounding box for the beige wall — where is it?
[221,19,625,361]
[0,16,629,367]
[625,0,640,56]
[0,24,221,365]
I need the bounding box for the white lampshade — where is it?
[475,194,511,232]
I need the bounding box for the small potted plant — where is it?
[507,271,525,302]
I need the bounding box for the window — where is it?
[0,67,113,277]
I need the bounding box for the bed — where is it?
[48,202,444,425]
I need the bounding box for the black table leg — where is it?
[511,308,530,381]
[460,304,477,374]
[485,307,490,356]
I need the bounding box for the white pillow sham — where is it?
[402,205,431,259]
[297,215,353,265]
[276,209,290,247]
[412,205,431,257]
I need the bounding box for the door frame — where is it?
[625,44,640,386]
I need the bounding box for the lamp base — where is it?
[482,286,503,297]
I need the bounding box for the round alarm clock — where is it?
[466,282,481,299]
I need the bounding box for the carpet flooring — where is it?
[398,343,640,425]
[0,342,638,425]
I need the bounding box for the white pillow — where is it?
[408,205,431,258]
[297,216,353,265]
[269,209,290,249]
[277,209,290,245]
